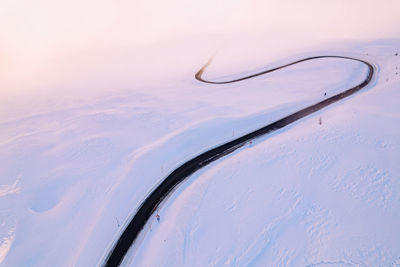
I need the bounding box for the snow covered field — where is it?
[1,37,399,266]
[1,1,400,266]
[129,40,400,266]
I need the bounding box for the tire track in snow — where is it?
[104,55,375,266]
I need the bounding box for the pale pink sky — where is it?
[1,0,399,94]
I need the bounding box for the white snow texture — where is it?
[0,27,399,267]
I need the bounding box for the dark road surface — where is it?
[104,55,375,266]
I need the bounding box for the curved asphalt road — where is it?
[104,55,374,266]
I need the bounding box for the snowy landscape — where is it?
[1,1,400,266]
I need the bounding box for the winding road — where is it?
[104,55,375,266]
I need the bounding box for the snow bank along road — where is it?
[104,55,375,266]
